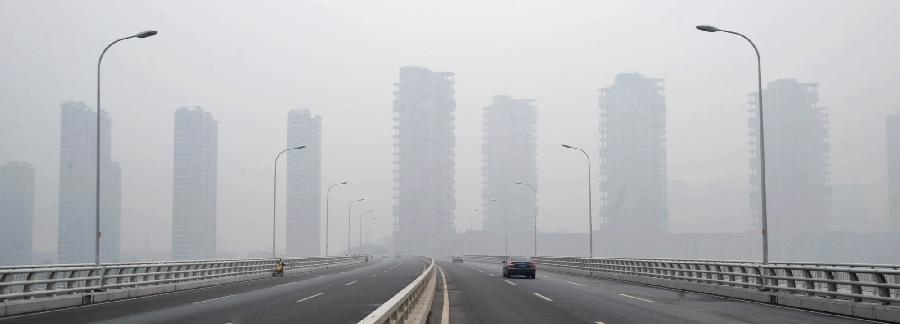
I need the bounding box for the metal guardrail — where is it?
[360,257,435,324]
[0,256,362,302]
[465,255,900,305]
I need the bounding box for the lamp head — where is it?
[561,144,574,149]
[515,181,523,185]
[341,181,349,185]
[491,198,497,202]
[292,145,306,150]
[696,25,720,32]
[134,30,158,38]
[357,198,365,202]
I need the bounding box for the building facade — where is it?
[481,95,537,256]
[172,106,218,260]
[749,79,831,250]
[888,112,900,233]
[286,109,322,256]
[393,66,456,256]
[598,73,668,237]
[0,161,35,265]
[58,101,121,263]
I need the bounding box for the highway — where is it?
[432,258,878,324]
[0,257,425,324]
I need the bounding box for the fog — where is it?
[1,0,899,263]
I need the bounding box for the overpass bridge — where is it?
[1,256,898,323]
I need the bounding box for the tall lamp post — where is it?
[490,198,508,256]
[325,181,349,256]
[367,217,377,256]
[95,30,157,266]
[273,146,306,258]
[515,181,538,256]
[561,144,593,258]
[359,209,374,253]
[348,198,365,255]
[695,25,769,265]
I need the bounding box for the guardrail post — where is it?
[785,268,796,290]
[766,267,778,292]
[800,269,814,296]
[23,271,35,296]
[823,269,837,298]
[739,266,750,288]
[873,272,891,305]
[848,271,863,302]
[715,265,724,285]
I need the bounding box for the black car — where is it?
[502,256,536,278]
[451,256,464,263]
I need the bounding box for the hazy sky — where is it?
[2,0,898,256]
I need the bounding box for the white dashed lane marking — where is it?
[504,280,517,286]
[619,293,653,303]
[193,294,235,304]
[533,292,553,302]
[345,280,358,286]
[296,292,324,303]
[566,280,586,287]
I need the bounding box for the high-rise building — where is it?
[598,73,668,236]
[888,112,900,233]
[0,161,35,265]
[58,101,121,263]
[481,95,537,256]
[392,66,456,256]
[749,79,830,241]
[286,109,322,256]
[172,106,218,260]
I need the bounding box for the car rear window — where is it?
[510,256,532,262]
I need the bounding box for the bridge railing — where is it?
[463,255,900,305]
[539,256,900,305]
[0,256,362,302]
[360,257,435,324]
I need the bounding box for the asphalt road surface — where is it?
[432,258,880,324]
[0,257,426,324]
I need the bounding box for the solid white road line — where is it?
[595,321,606,324]
[438,266,450,324]
[504,280,517,286]
[296,292,324,303]
[345,280,358,286]
[533,292,553,302]
[193,294,235,304]
[619,293,654,303]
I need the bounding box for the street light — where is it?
[325,181,349,256]
[515,181,538,256]
[348,198,365,255]
[273,146,306,258]
[695,24,770,265]
[95,30,157,266]
[490,198,508,256]
[359,209,374,253]
[561,144,593,258]
[367,217,377,256]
